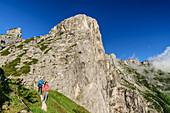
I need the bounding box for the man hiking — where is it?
[38,78,44,95]
[42,81,50,103]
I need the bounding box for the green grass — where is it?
[8,27,20,30]
[1,58,21,76]
[1,56,38,77]
[0,45,15,56]
[142,92,163,113]
[66,43,77,52]
[19,65,30,74]
[30,107,47,113]
[0,48,10,56]
[59,32,64,36]
[157,70,165,75]
[125,66,136,74]
[69,43,77,48]
[35,36,41,39]
[0,79,42,113]
[137,75,170,113]
[47,39,53,41]
[40,44,48,51]
[16,44,24,50]
[120,79,136,90]
[37,39,45,44]
[44,47,52,54]
[27,58,38,65]
[12,58,38,76]
[56,37,62,40]
[2,58,25,76]
[6,34,14,36]
[0,78,89,113]
[18,49,28,57]
[143,69,149,74]
[27,57,32,60]
[23,37,34,44]
[142,90,170,113]
[4,92,27,112]
[47,90,89,113]
[46,36,52,40]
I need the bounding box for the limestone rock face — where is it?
[0,15,165,113]
[142,60,150,66]
[124,59,140,65]
[0,28,22,50]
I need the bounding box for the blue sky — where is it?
[0,0,170,61]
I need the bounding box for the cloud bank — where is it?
[148,47,170,72]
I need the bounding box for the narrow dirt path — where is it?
[40,95,47,111]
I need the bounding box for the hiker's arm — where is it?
[38,81,40,85]
[42,81,44,85]
[48,85,50,91]
[42,86,44,91]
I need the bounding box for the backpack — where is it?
[38,82,42,87]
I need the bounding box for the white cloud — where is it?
[129,53,138,60]
[148,46,170,72]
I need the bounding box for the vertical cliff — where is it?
[0,14,169,113]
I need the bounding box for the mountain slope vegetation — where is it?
[118,60,170,113]
[0,77,89,113]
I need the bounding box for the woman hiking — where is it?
[42,81,50,103]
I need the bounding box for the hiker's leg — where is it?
[42,91,45,101]
[40,87,42,95]
[44,92,48,103]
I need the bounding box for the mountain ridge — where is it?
[0,14,169,113]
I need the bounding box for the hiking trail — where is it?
[40,95,47,111]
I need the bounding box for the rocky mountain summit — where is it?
[0,14,169,113]
[0,27,22,50]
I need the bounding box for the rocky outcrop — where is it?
[105,55,150,113]
[0,14,167,113]
[0,27,22,50]
[142,60,150,66]
[124,59,141,65]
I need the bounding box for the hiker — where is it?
[42,81,50,103]
[38,78,44,95]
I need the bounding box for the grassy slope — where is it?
[0,79,42,113]
[47,90,89,113]
[0,78,89,113]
